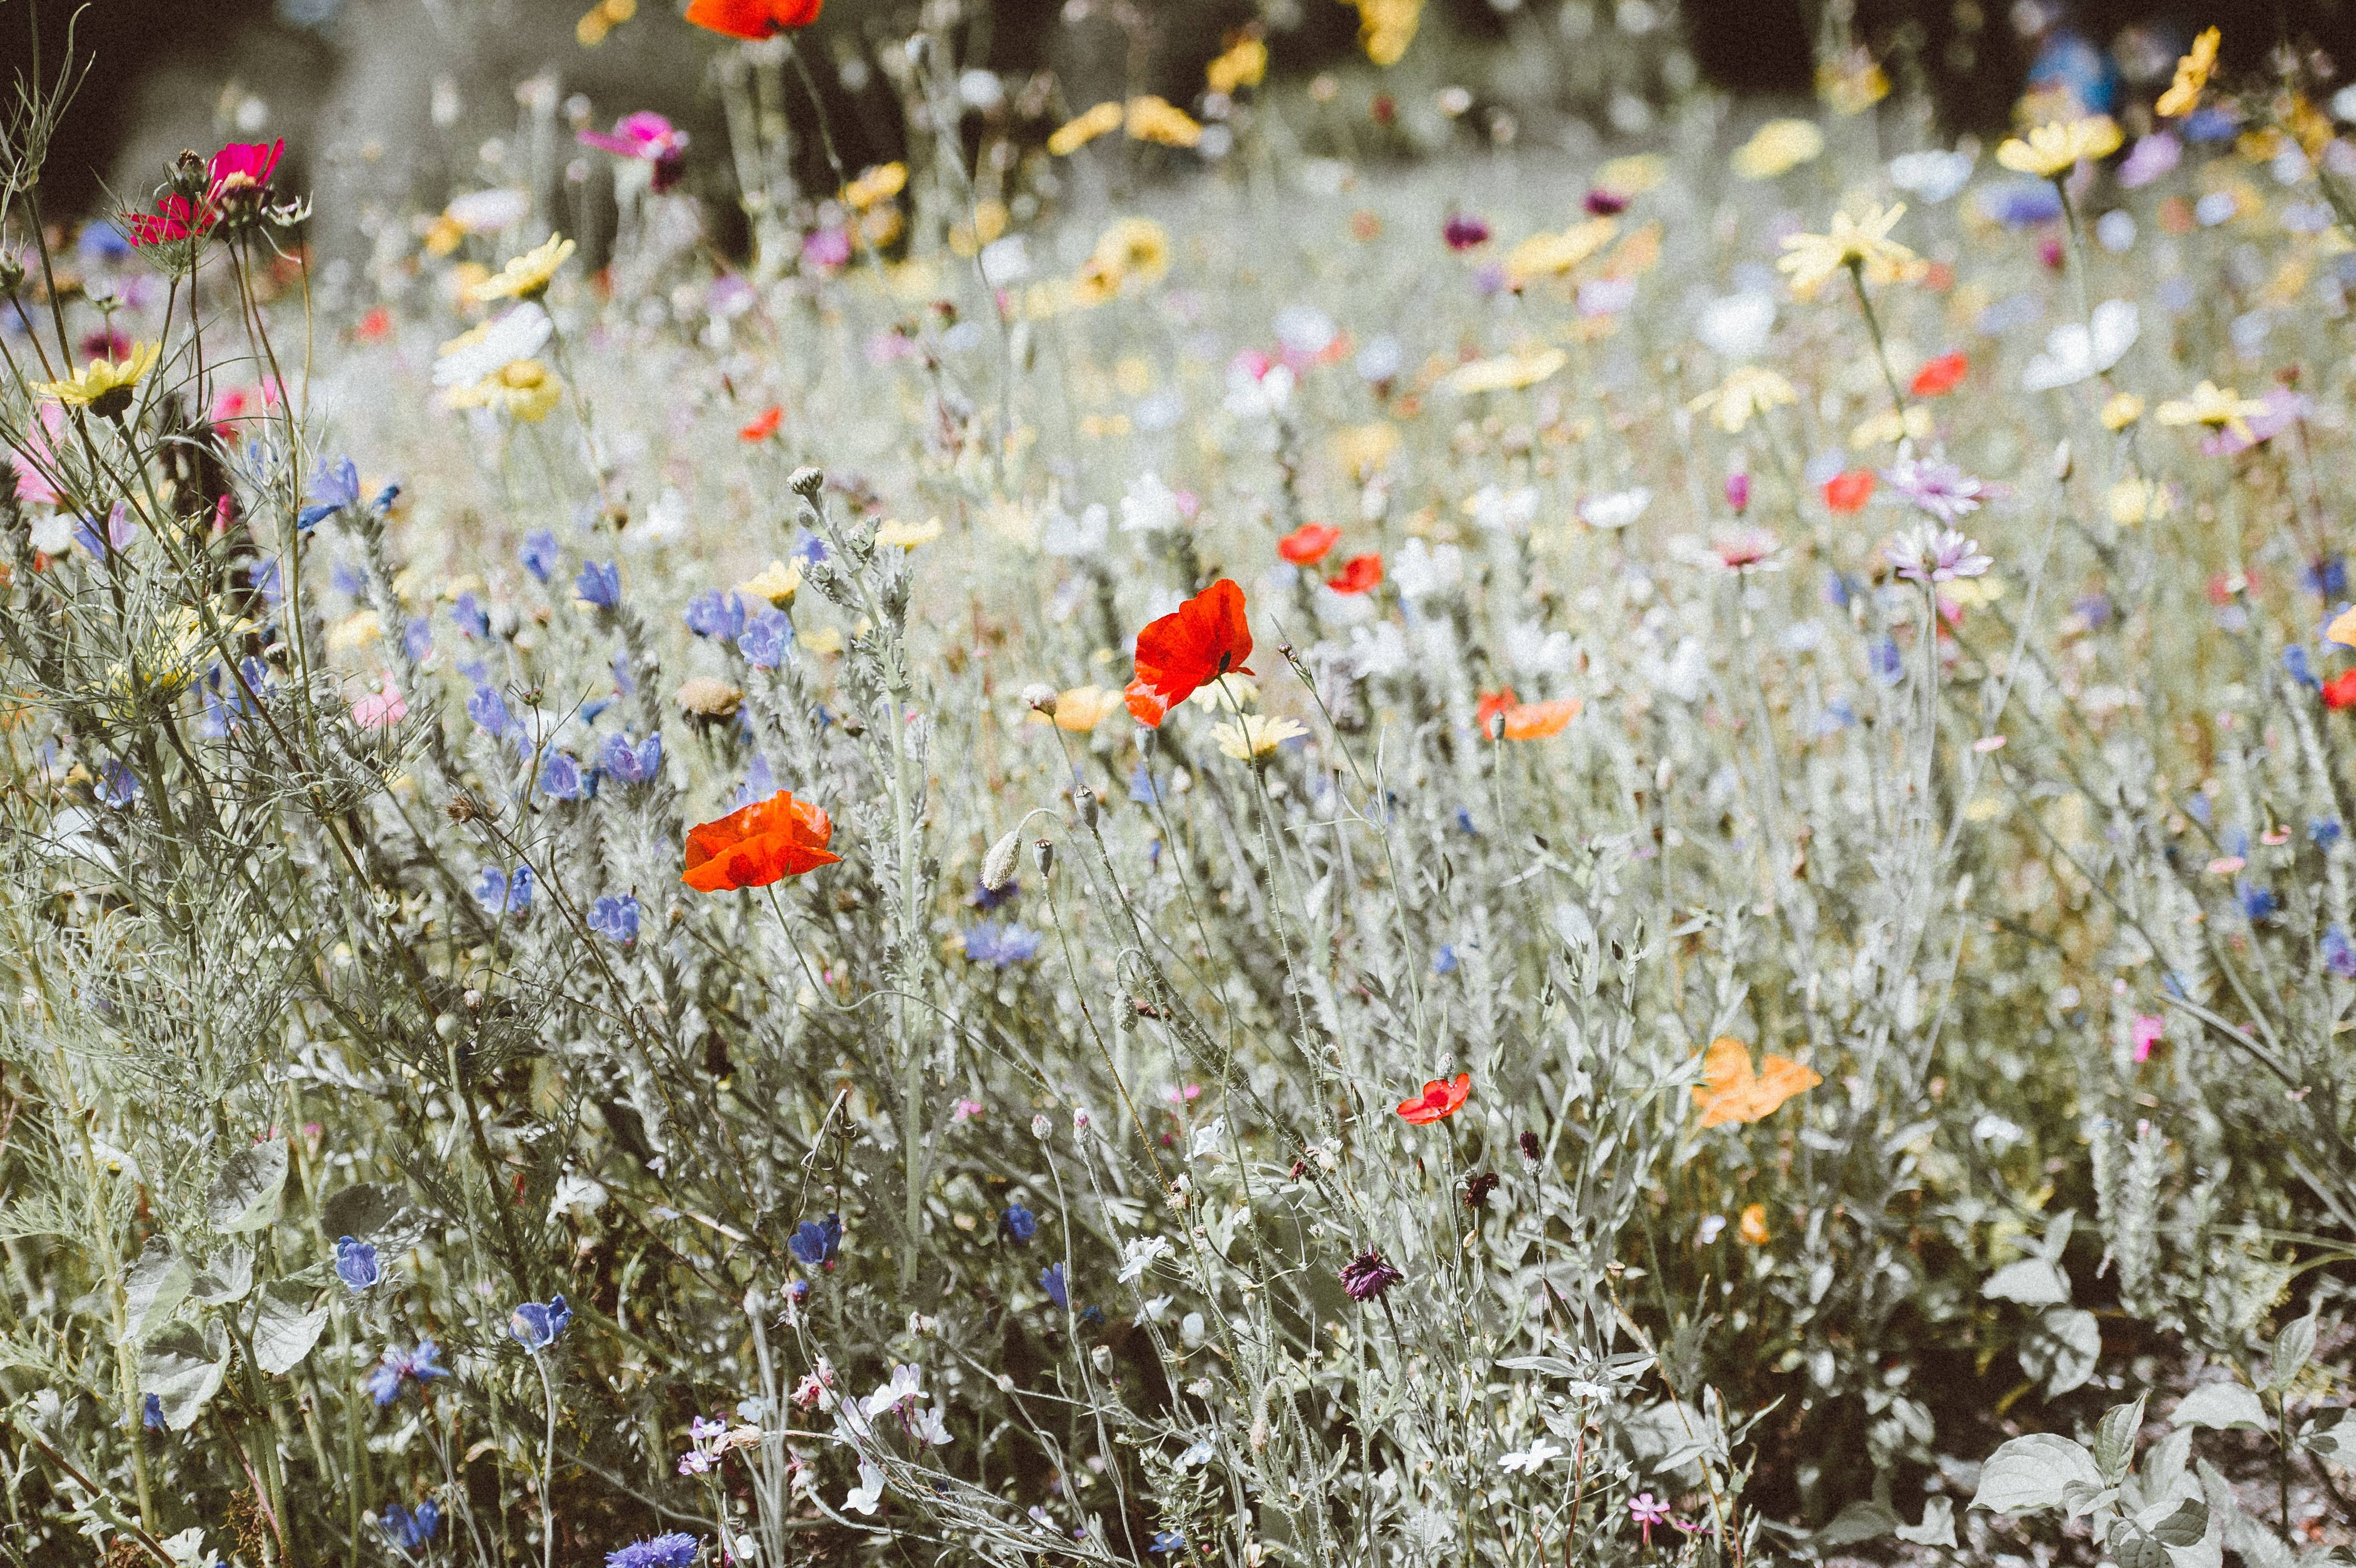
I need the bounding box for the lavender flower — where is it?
[1339,1249,1403,1302]
[1039,1262,1069,1309]
[1887,524,1992,585]
[365,1341,448,1406]
[474,865,534,915]
[509,1293,572,1351]
[739,609,792,670]
[518,528,560,584]
[961,921,1044,968]
[601,732,662,786]
[335,1236,382,1291]
[606,1533,700,1568]
[588,894,639,945]
[575,560,621,609]
[1882,455,1985,524]
[684,590,745,642]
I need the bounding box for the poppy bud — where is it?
[1073,785,1099,829]
[1022,682,1058,714]
[980,829,1021,892]
[1032,837,1055,878]
[789,465,827,498]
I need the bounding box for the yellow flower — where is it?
[1777,202,1919,297]
[35,341,160,417]
[1047,101,1124,156]
[1995,115,2123,179]
[738,561,802,607]
[1125,95,1203,148]
[1737,1203,1771,1246]
[2100,392,2145,431]
[1332,421,1401,480]
[1206,36,1268,95]
[2155,380,2267,441]
[1851,405,1935,447]
[447,358,562,422]
[1440,348,1567,396]
[1212,713,1308,761]
[800,625,845,656]
[948,200,1009,257]
[2107,476,2173,527]
[843,162,908,211]
[2156,27,2218,119]
[326,610,384,654]
[1594,154,1667,196]
[1347,0,1422,66]
[2325,605,2356,648]
[1731,118,1824,180]
[1503,218,1617,289]
[1687,365,1797,434]
[1032,684,1124,732]
[1089,217,1171,289]
[469,234,576,303]
[875,516,943,549]
[1815,49,1890,117]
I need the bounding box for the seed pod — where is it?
[1032,837,1055,879]
[980,829,1021,891]
[1073,785,1100,829]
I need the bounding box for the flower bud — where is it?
[789,466,827,498]
[1725,472,1751,515]
[1073,785,1100,829]
[980,829,1021,891]
[1032,1114,1052,1140]
[1021,682,1058,714]
[1032,837,1055,879]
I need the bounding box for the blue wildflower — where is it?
[1128,764,1165,807]
[2237,880,2278,922]
[601,732,663,786]
[74,503,134,558]
[971,875,1019,912]
[379,1501,441,1551]
[467,684,515,739]
[1867,636,1904,688]
[734,753,777,808]
[2187,793,2212,826]
[250,558,284,607]
[1434,945,1459,975]
[2327,926,2356,978]
[474,865,535,915]
[77,221,131,261]
[452,593,489,640]
[739,609,793,669]
[2313,818,2343,849]
[335,1236,382,1291]
[685,590,746,642]
[299,457,360,531]
[790,528,828,565]
[1979,178,2064,228]
[403,616,433,661]
[611,649,636,696]
[575,560,621,610]
[2073,593,2112,629]
[99,761,140,809]
[962,921,1044,968]
[519,529,561,584]
[1150,1532,1187,1554]
[365,1340,447,1406]
[508,1293,572,1353]
[606,1533,700,1568]
[788,1213,842,1267]
[588,894,640,945]
[331,561,371,598]
[1039,1262,1069,1309]
[370,483,401,515]
[1823,570,1856,611]
[1000,1204,1038,1243]
[1454,807,1478,836]
[2308,556,2348,599]
[2285,645,2321,691]
[2182,106,2237,143]
[541,752,591,800]
[142,1393,164,1430]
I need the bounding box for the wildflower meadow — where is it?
[2,2,2354,1566]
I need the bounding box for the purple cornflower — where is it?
[299,457,360,531]
[508,1293,572,1352]
[518,529,560,584]
[451,593,489,640]
[335,1236,382,1291]
[588,894,639,945]
[541,751,592,800]
[467,684,515,739]
[1339,1249,1404,1302]
[2324,925,2356,978]
[575,560,621,609]
[740,609,792,670]
[601,732,663,786]
[1039,1262,1069,1309]
[685,590,745,642]
[961,921,1044,969]
[1887,524,1992,586]
[474,865,534,915]
[1882,455,1985,525]
[971,875,1019,912]
[365,1340,448,1406]
[606,1533,700,1568]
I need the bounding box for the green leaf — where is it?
[122,1237,191,1342]
[2095,1394,2149,1483]
[2038,1209,2077,1262]
[2147,1496,2210,1547]
[1970,1433,2102,1515]
[2265,1310,2315,1395]
[2297,1407,2353,1462]
[319,1182,431,1252]
[2172,1382,2267,1432]
[205,1138,288,1235]
[2110,1524,2172,1568]
[1983,1258,2070,1305]
[250,1282,327,1376]
[2018,1307,2101,1396]
[1814,1501,1900,1547]
[1895,1497,1957,1549]
[189,1247,254,1307]
[139,1321,226,1432]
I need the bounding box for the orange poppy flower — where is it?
[1822,469,1875,515]
[1326,553,1383,595]
[1909,351,1967,398]
[682,790,840,891]
[1124,579,1254,728]
[1396,1072,1471,1124]
[1691,1036,1821,1127]
[1475,687,1520,738]
[739,405,783,442]
[1501,697,1579,740]
[1278,523,1341,565]
[685,0,822,38]
[2325,671,2356,711]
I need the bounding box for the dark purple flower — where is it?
[788,1212,842,1267]
[1039,1262,1069,1309]
[1442,212,1490,251]
[1339,1248,1403,1302]
[1583,189,1629,216]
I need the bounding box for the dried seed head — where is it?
[446,792,484,824]
[1020,682,1058,714]
[674,676,743,719]
[980,829,1022,891]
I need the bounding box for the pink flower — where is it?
[2131,1014,2165,1063]
[578,113,690,192]
[1629,1493,1672,1545]
[125,141,284,247]
[2201,388,2308,457]
[352,674,407,731]
[951,1097,985,1121]
[7,404,64,506]
[1725,472,1751,516]
[207,140,283,199]
[802,227,852,271]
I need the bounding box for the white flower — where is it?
[1189,1116,1228,1161]
[432,302,552,389]
[2022,298,2139,391]
[444,188,532,234]
[1506,620,1574,677]
[635,486,689,546]
[1224,362,1294,419]
[1117,1234,1174,1283]
[843,1460,885,1515]
[862,1364,923,1418]
[1887,148,1975,203]
[1273,305,1337,357]
[1177,1437,1215,1468]
[1392,538,1463,600]
[907,1405,950,1447]
[1356,334,1405,383]
[1314,585,1377,626]
[1041,502,1108,557]
[1349,621,1410,678]
[1579,486,1652,530]
[1694,292,1775,360]
[1467,484,1539,534]
[547,1172,609,1222]
[28,512,75,555]
[1120,472,1183,534]
[978,234,1030,286]
[1498,1437,1565,1474]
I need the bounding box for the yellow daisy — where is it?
[1778,203,1919,297]
[446,358,562,422]
[738,561,803,607]
[2155,380,2266,442]
[1047,101,1124,156]
[2156,28,2219,119]
[469,234,576,303]
[1213,713,1308,761]
[1995,116,2123,179]
[35,341,161,417]
[1731,119,1824,180]
[1687,365,1797,434]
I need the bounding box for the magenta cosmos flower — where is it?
[577,112,690,192]
[125,140,285,247]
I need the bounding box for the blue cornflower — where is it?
[2186,793,2213,826]
[1000,1204,1038,1243]
[2182,106,2237,143]
[379,1501,441,1551]
[740,609,793,670]
[467,684,515,739]
[1453,807,1477,836]
[790,528,828,565]
[452,593,489,640]
[403,616,433,661]
[684,590,746,642]
[2313,818,2344,849]
[575,560,621,609]
[1150,1532,1187,1553]
[1867,636,1904,688]
[2073,593,2113,629]
[2237,879,2278,922]
[971,875,1019,912]
[2285,645,2321,691]
[1979,178,2064,228]
[335,1236,382,1291]
[99,761,140,809]
[541,752,592,801]
[606,1533,700,1568]
[142,1393,164,1429]
[788,1213,842,1267]
[2308,556,2348,599]
[1039,1262,1069,1309]
[1823,570,1856,611]
[299,457,360,531]
[601,732,663,786]
[519,529,561,584]
[1433,945,1459,975]
[2326,926,2356,978]
[508,1293,572,1353]
[734,754,777,808]
[962,921,1044,969]
[589,894,640,946]
[474,865,535,915]
[78,221,131,261]
[1128,765,1165,807]
[330,561,368,597]
[365,1341,447,1406]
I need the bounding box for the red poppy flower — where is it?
[1475,687,1520,738]
[1822,470,1876,515]
[1396,1073,1471,1124]
[1326,554,1383,595]
[739,405,783,442]
[354,306,393,342]
[1909,351,1968,398]
[682,790,840,891]
[1278,523,1340,565]
[2324,672,2356,711]
[1124,579,1254,728]
[685,0,823,37]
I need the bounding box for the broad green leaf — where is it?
[2039,1308,2101,1396]
[250,1282,328,1376]
[205,1138,288,1235]
[2110,1522,2172,1568]
[1895,1497,1957,1549]
[2146,1496,2210,1547]
[139,1322,226,1432]
[2095,1394,2148,1483]
[2172,1382,2266,1432]
[122,1237,191,1342]
[2297,1408,2353,1462]
[189,1247,254,1307]
[1814,1501,1900,1547]
[2265,1310,2316,1394]
[1970,1433,2101,1515]
[1983,1258,2070,1305]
